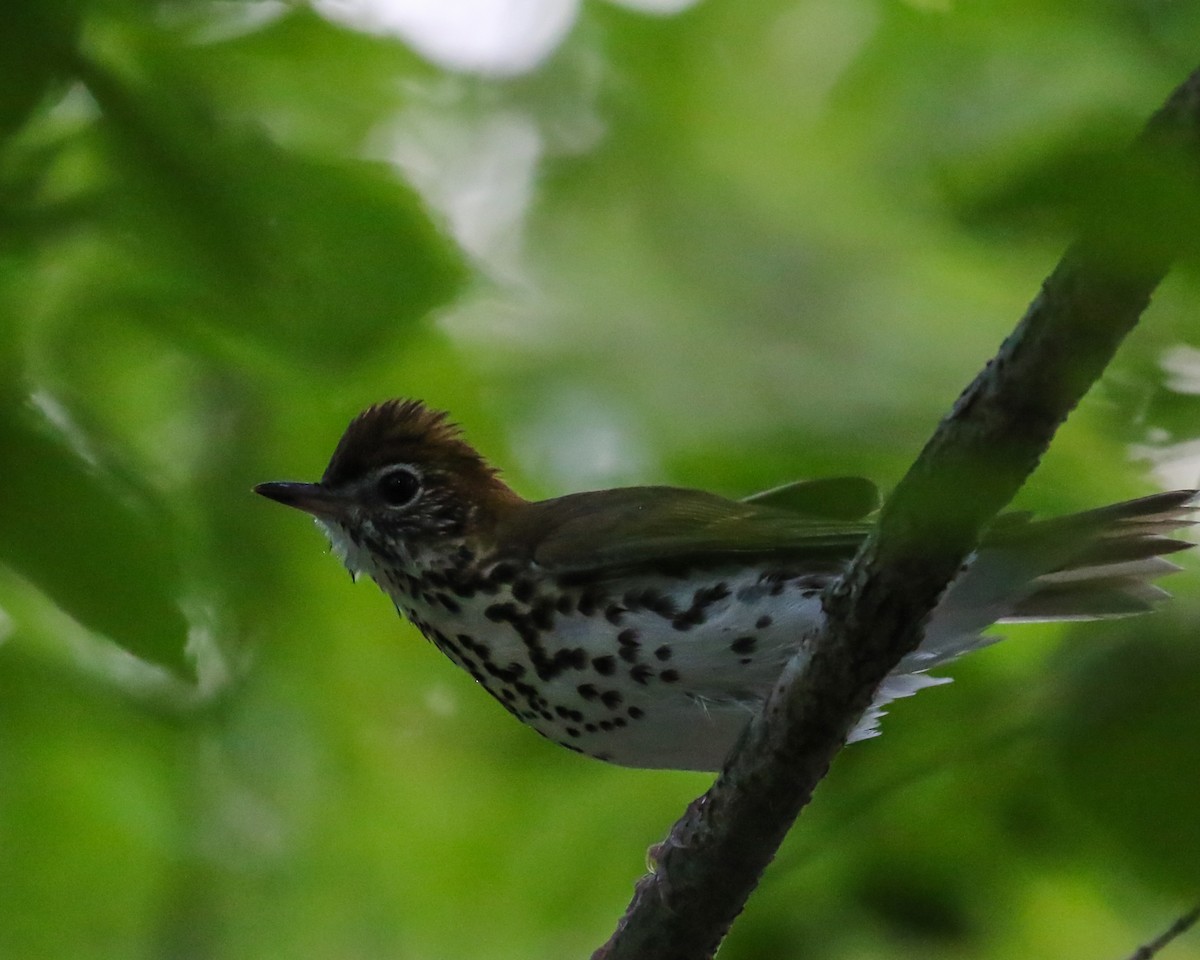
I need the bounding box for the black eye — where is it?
[377,467,421,507]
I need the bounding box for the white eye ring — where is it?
[376,466,421,507]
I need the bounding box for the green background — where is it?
[3,0,1200,957]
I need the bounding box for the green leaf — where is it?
[1050,620,1200,892]
[0,400,191,676]
[77,53,467,368]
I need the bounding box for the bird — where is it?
[255,399,1195,771]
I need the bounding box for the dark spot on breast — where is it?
[600,690,623,709]
[556,593,576,615]
[645,592,678,618]
[555,647,587,671]
[755,615,773,630]
[592,655,617,676]
[617,629,639,646]
[654,645,672,662]
[628,706,644,719]
[464,636,490,658]
[739,657,753,665]
[577,587,604,616]
[731,635,757,654]
[584,722,597,733]
[577,684,598,701]
[514,680,536,699]
[660,669,680,683]
[693,583,730,607]
[613,717,627,728]
[630,664,653,685]
[530,599,556,630]
[671,609,705,631]
[604,604,626,626]
[489,563,517,584]
[485,602,518,622]
[511,579,535,603]
[565,727,581,738]
[618,645,639,664]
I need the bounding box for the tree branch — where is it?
[1123,905,1200,960]
[594,66,1200,960]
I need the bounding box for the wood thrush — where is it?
[256,399,1195,771]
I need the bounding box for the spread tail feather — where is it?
[853,489,1196,742]
[920,489,1195,658]
[991,489,1194,623]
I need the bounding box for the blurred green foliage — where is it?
[2,0,1200,958]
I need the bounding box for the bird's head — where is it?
[255,399,520,574]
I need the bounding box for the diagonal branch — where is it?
[1124,905,1200,960]
[594,66,1200,960]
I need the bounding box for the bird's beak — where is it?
[254,480,348,519]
